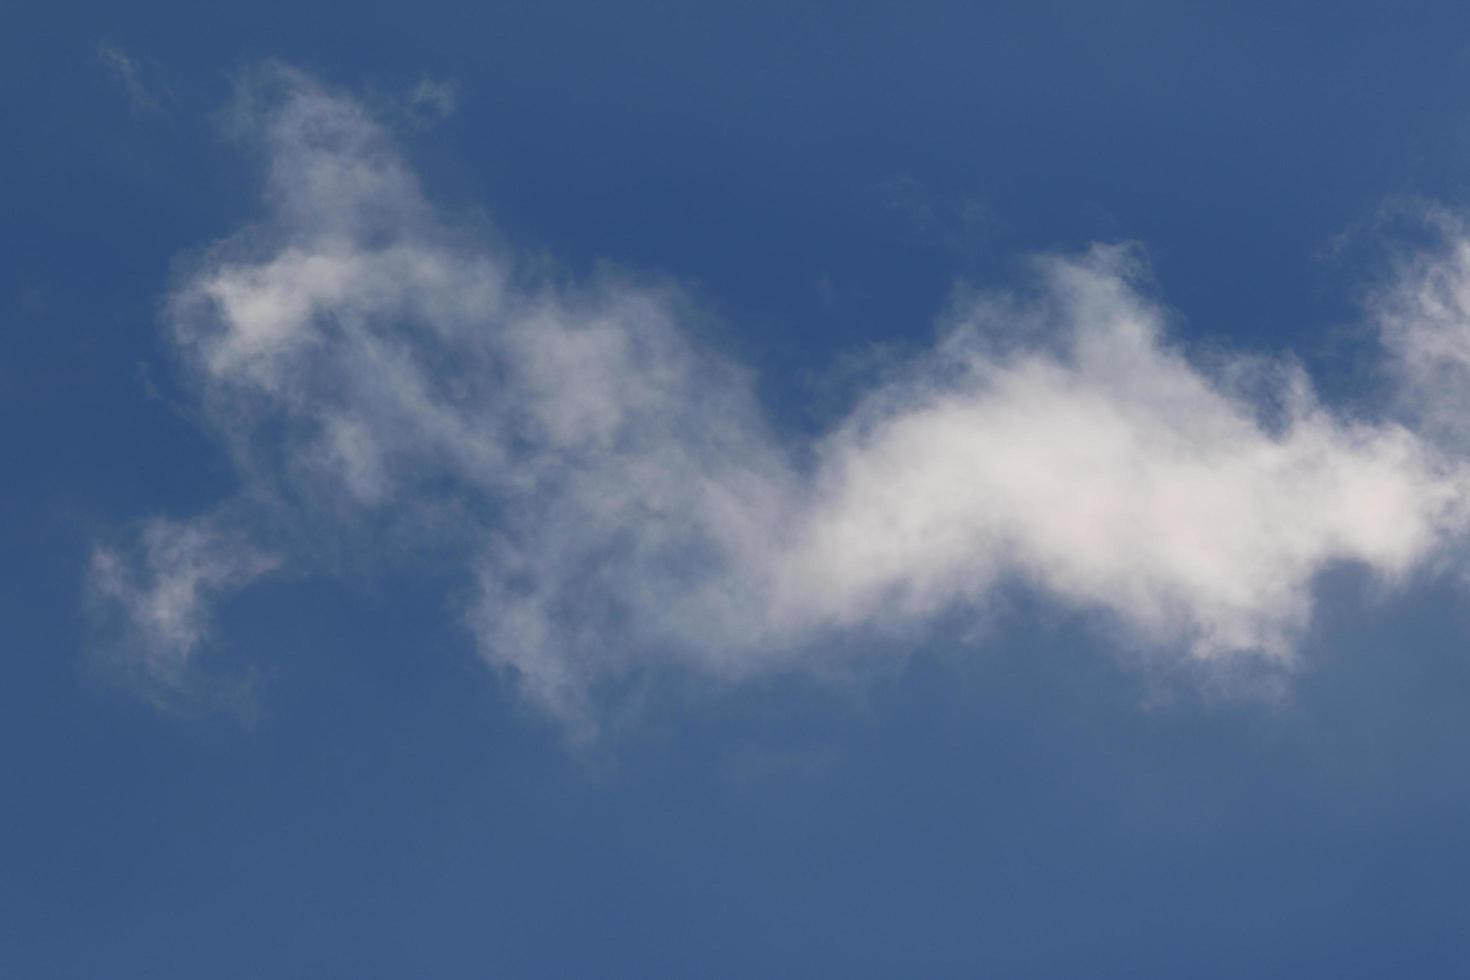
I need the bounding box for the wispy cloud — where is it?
[406,77,457,124]
[88,64,1470,732]
[90,518,278,692]
[878,174,994,260]
[96,42,171,115]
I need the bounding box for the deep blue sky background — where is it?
[8,1,1470,975]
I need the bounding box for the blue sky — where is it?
[10,1,1470,975]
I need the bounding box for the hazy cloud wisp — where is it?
[96,42,171,115]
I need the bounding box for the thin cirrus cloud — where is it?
[96,42,172,115]
[89,63,1470,730]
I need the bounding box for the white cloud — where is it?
[89,64,1470,729]
[792,255,1461,654]
[1375,217,1470,453]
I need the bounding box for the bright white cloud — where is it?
[89,64,1470,729]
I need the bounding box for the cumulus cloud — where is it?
[88,64,1470,729]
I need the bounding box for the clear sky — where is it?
[9,1,1470,976]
